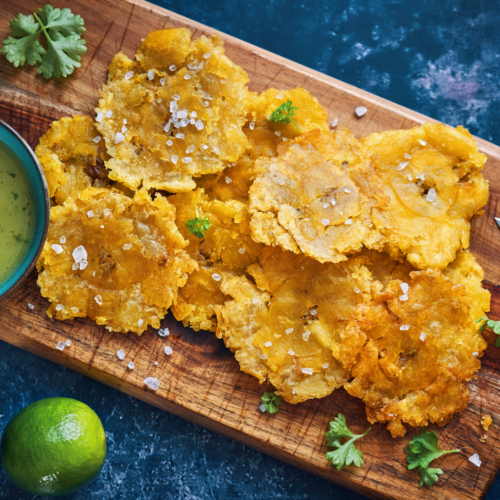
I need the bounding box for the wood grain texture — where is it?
[1,1,500,499]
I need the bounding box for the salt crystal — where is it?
[124,71,134,80]
[79,260,88,270]
[238,248,246,254]
[323,203,329,208]
[171,155,179,165]
[186,145,195,154]
[469,454,481,467]
[55,304,64,311]
[303,330,311,341]
[204,101,209,107]
[66,339,71,346]
[170,101,178,113]
[147,69,154,80]
[399,294,408,301]
[202,144,209,150]
[93,135,101,143]
[117,349,125,360]
[105,110,113,118]
[473,352,479,357]
[191,111,197,118]
[331,118,338,127]
[400,324,410,331]
[355,106,367,117]
[344,188,351,193]
[197,61,204,71]
[285,328,294,334]
[158,328,170,337]
[252,298,259,304]
[182,157,192,163]
[204,52,211,59]
[276,93,284,99]
[104,209,113,217]
[278,178,285,186]
[354,287,360,293]
[259,403,266,412]
[249,122,255,130]
[144,377,160,390]
[28,303,34,310]
[426,188,437,203]
[321,218,330,226]
[419,139,427,146]
[160,77,165,85]
[56,342,66,351]
[225,176,232,184]
[212,273,222,282]
[195,119,204,130]
[169,65,177,71]
[302,368,313,375]
[95,295,103,305]
[275,130,281,137]
[114,132,125,144]
[121,125,127,133]
[178,110,188,119]
[128,361,135,370]
[51,244,63,254]
[397,161,408,171]
[123,118,127,124]
[87,210,94,218]
[419,173,426,180]
[184,74,191,80]
[288,349,295,355]
[401,283,409,294]
[323,363,329,369]
[180,119,190,127]
[420,332,427,341]
[96,112,103,122]
[408,174,413,181]
[331,199,336,206]
[72,245,87,263]
[190,118,196,125]
[310,310,317,316]
[404,153,412,159]
[72,262,79,270]
[71,307,79,314]
[123,243,132,250]
[167,140,173,146]
[164,346,173,355]
[345,218,352,225]
[164,122,171,133]
[264,341,272,347]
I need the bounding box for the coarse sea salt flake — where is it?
[96,112,103,122]
[144,377,160,390]
[160,77,165,85]
[56,304,64,311]
[225,176,232,184]
[72,262,79,270]
[212,273,222,282]
[93,135,101,143]
[473,352,479,356]
[310,309,317,316]
[79,260,88,270]
[469,454,482,467]
[419,139,427,146]
[204,52,211,59]
[354,287,360,293]
[195,119,204,130]
[60,235,66,244]
[52,244,64,254]
[288,349,295,355]
[167,140,173,146]
[400,324,410,331]
[278,178,285,186]
[124,71,134,80]
[147,69,154,80]
[238,247,246,254]
[95,295,103,305]
[259,403,266,412]
[277,93,284,99]
[400,294,408,301]
[321,218,330,226]
[323,203,329,208]
[331,199,337,206]
[137,319,144,327]
[117,349,125,360]
[303,330,311,341]
[72,245,87,263]
[128,361,135,370]
[115,132,125,144]
[302,368,313,375]
[105,110,113,118]
[164,346,173,355]
[186,145,195,154]
[408,174,413,181]
[264,341,272,347]
[345,218,352,225]
[87,210,94,218]
[252,298,259,304]
[202,144,209,150]
[123,243,132,250]
[169,65,177,71]
[426,188,437,202]
[331,118,338,127]
[397,161,408,171]
[158,328,170,337]
[323,363,329,369]
[28,303,34,310]
[182,157,192,164]
[71,307,79,314]
[355,106,367,117]
[404,153,412,159]
[401,282,409,294]
[249,122,255,130]
[66,340,71,346]
[344,188,351,193]
[56,342,66,351]
[285,328,294,334]
[184,74,191,80]
[121,125,127,133]
[171,155,179,164]
[275,130,281,136]
[420,332,427,341]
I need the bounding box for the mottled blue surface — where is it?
[2,0,500,498]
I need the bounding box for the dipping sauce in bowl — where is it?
[0,121,49,299]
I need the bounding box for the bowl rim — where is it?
[0,120,50,301]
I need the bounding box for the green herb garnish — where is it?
[324,413,370,471]
[269,100,300,131]
[405,429,460,488]
[185,215,211,238]
[261,391,282,414]
[476,316,500,346]
[1,5,87,79]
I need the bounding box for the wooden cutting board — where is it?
[1,1,500,499]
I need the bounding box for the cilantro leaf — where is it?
[185,216,211,238]
[418,466,443,488]
[405,429,460,488]
[1,14,45,67]
[269,100,300,131]
[0,5,86,79]
[476,316,500,347]
[324,414,371,471]
[261,391,282,414]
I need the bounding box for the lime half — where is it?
[0,397,107,496]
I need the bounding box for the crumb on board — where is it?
[481,415,492,431]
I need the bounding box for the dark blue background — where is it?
[1,0,499,498]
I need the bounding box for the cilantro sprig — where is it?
[476,316,500,347]
[185,213,211,239]
[261,391,282,414]
[269,100,300,131]
[1,5,87,79]
[405,429,460,488]
[324,414,371,471]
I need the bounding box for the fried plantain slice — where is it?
[197,87,329,203]
[37,187,196,334]
[169,188,263,331]
[335,269,487,436]
[216,247,377,403]
[248,129,387,263]
[362,122,489,270]
[35,116,111,205]
[96,29,250,193]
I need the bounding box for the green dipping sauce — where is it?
[0,141,36,284]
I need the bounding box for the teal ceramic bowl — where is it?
[0,121,50,300]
